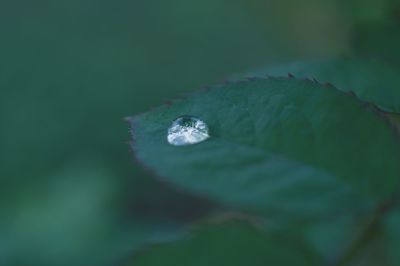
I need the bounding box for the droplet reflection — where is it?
[167,116,210,146]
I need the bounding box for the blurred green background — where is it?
[0,0,399,265]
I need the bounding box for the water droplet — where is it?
[167,116,210,146]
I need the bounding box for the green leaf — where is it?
[353,20,400,66]
[245,58,400,113]
[130,78,400,222]
[127,220,322,266]
[387,113,400,134]
[0,159,203,266]
[382,206,400,265]
[339,205,400,266]
[301,212,365,260]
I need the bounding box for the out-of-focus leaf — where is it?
[130,78,400,222]
[0,159,205,266]
[353,20,400,65]
[243,58,400,113]
[382,206,400,265]
[387,113,400,134]
[338,205,400,266]
[301,212,366,262]
[0,0,291,264]
[126,220,322,266]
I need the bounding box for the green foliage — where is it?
[128,220,322,266]
[244,58,400,113]
[2,0,400,265]
[353,20,400,65]
[0,0,286,265]
[382,206,400,265]
[131,78,400,217]
[130,72,400,265]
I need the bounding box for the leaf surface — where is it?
[247,58,400,113]
[353,20,400,66]
[128,221,322,266]
[130,78,400,221]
